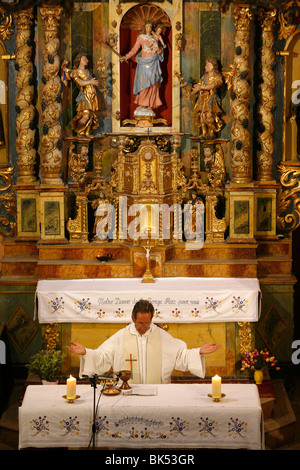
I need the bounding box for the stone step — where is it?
[166,243,257,260]
[2,238,38,258]
[256,239,292,257]
[37,243,132,261]
[257,255,293,276]
[37,258,134,279]
[1,256,38,277]
[164,258,258,278]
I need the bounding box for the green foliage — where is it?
[26,349,66,382]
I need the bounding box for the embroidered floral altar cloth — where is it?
[18,384,263,450]
[35,277,261,324]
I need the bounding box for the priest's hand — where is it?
[67,341,86,355]
[199,343,221,355]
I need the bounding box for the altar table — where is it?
[35,277,261,324]
[18,383,264,450]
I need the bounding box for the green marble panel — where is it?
[21,198,37,233]
[44,201,61,236]
[234,200,250,235]
[256,197,273,232]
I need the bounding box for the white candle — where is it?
[212,375,221,398]
[67,375,76,400]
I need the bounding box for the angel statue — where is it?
[62,52,107,137]
[191,58,225,139]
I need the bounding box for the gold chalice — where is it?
[119,369,132,390]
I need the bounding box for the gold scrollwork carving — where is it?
[277,162,300,233]
[0,166,17,237]
[237,321,252,357]
[0,7,13,41]
[278,1,300,40]
[44,323,60,350]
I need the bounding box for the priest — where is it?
[67,299,221,384]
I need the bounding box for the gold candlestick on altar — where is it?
[142,242,155,283]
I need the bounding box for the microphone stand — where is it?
[83,373,121,450]
[90,374,98,450]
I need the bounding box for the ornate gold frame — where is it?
[281,28,300,162]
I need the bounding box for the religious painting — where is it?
[6,304,38,353]
[256,304,289,355]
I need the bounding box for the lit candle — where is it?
[212,375,221,399]
[67,375,76,400]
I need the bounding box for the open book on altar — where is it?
[124,385,157,396]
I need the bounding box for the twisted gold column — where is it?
[230,6,253,184]
[40,5,63,185]
[15,8,37,184]
[256,9,276,182]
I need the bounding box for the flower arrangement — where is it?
[241,348,279,371]
[26,349,66,383]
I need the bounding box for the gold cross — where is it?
[125,354,137,379]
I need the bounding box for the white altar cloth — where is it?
[18,383,263,450]
[35,277,261,324]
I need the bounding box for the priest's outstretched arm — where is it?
[199,343,221,354]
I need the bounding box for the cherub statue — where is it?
[152,24,167,49]
[203,143,226,188]
[68,144,89,188]
[191,58,225,139]
[62,52,107,137]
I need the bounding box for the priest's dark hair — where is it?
[132,299,154,320]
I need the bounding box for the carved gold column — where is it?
[230,6,253,184]
[40,5,63,185]
[15,8,37,184]
[256,9,276,182]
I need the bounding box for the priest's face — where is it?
[133,312,152,335]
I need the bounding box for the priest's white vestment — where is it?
[79,322,206,384]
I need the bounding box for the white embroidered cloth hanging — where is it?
[34,277,261,324]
